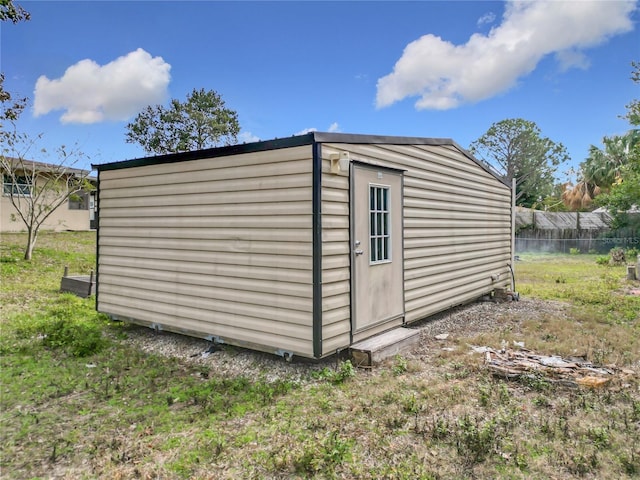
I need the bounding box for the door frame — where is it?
[349,161,406,342]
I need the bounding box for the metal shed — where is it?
[93,132,513,359]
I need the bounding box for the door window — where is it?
[369,185,391,263]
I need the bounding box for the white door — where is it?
[351,164,404,336]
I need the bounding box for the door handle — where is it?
[354,249,364,255]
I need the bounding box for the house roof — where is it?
[1,157,96,181]
[92,131,506,184]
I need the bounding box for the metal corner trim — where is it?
[312,141,323,358]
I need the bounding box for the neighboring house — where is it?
[93,132,514,360]
[0,158,96,233]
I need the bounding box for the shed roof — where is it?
[92,132,507,185]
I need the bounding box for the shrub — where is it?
[609,247,626,265]
[626,248,639,261]
[570,248,581,255]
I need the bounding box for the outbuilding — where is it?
[93,132,513,359]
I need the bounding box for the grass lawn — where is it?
[1,232,639,479]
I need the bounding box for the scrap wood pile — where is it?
[477,346,636,388]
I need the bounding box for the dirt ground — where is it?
[122,297,569,381]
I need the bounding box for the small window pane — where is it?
[69,191,89,210]
[3,175,31,196]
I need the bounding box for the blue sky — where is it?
[2,1,639,181]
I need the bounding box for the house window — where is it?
[68,191,89,210]
[369,185,391,263]
[3,175,31,196]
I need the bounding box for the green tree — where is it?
[595,155,639,215]
[1,76,92,260]
[564,130,640,210]
[125,88,240,155]
[0,1,29,120]
[623,60,640,126]
[566,63,640,214]
[595,63,640,217]
[469,118,569,207]
[0,0,30,23]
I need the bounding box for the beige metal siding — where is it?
[98,146,315,357]
[320,163,351,355]
[323,142,512,327]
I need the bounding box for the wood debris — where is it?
[480,347,636,388]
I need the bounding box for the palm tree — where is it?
[563,129,640,210]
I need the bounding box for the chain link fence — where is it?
[515,236,639,254]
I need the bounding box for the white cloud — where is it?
[477,12,496,27]
[376,0,636,111]
[295,123,340,136]
[295,127,318,135]
[238,131,261,143]
[555,49,590,72]
[34,48,171,124]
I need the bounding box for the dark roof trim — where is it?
[93,134,316,172]
[312,132,455,146]
[92,131,508,186]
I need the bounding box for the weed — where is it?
[313,360,356,384]
[533,395,552,408]
[401,392,421,414]
[498,384,511,404]
[570,247,580,255]
[632,400,640,422]
[385,415,405,430]
[620,452,639,476]
[478,383,491,407]
[294,430,353,476]
[167,376,294,417]
[455,415,500,465]
[518,373,551,392]
[514,451,529,471]
[587,426,610,449]
[425,415,451,440]
[568,450,599,476]
[381,390,399,405]
[392,354,408,375]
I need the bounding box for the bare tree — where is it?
[1,75,93,260]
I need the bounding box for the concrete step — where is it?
[350,327,421,367]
